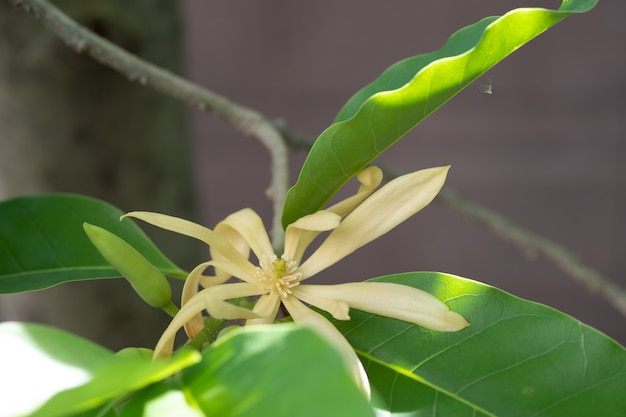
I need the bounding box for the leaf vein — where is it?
[454,340,569,394]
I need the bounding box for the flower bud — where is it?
[83,223,172,308]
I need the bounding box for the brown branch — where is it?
[7,0,288,249]
[9,0,626,318]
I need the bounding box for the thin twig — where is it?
[7,0,287,250]
[10,0,626,318]
[437,189,626,318]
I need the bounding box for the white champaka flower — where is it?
[123,166,469,395]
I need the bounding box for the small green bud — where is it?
[83,223,172,308]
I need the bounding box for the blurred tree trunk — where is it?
[0,1,196,349]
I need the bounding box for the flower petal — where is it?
[282,297,370,398]
[299,166,449,278]
[283,166,382,262]
[214,208,274,263]
[181,262,214,339]
[202,259,262,285]
[283,210,341,263]
[201,282,267,320]
[326,166,383,217]
[155,282,268,358]
[304,282,469,332]
[180,260,249,338]
[292,285,350,320]
[123,211,258,279]
[153,297,206,358]
[209,219,251,282]
[246,292,281,325]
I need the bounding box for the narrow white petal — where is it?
[300,166,449,277]
[199,274,230,288]
[214,208,274,263]
[289,210,342,232]
[181,262,213,339]
[180,260,250,338]
[282,297,371,397]
[123,211,258,278]
[283,210,341,262]
[153,297,206,358]
[283,166,381,262]
[326,166,383,217]
[292,286,350,320]
[201,259,260,284]
[202,282,267,320]
[308,282,469,332]
[209,219,251,281]
[245,292,281,325]
[155,282,270,358]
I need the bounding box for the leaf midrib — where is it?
[357,349,497,417]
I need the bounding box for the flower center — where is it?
[257,255,302,299]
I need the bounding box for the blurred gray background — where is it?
[1,0,624,347]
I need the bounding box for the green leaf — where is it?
[118,380,205,417]
[0,194,186,294]
[330,272,626,416]
[0,322,200,417]
[180,324,375,417]
[61,403,120,417]
[282,0,598,227]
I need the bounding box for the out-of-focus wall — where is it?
[182,0,626,343]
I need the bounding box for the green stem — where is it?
[161,300,180,318]
[184,316,226,352]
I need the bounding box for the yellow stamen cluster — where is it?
[257,255,302,298]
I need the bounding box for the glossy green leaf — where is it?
[0,322,200,417]
[61,403,119,417]
[282,0,597,226]
[330,272,626,416]
[118,380,206,417]
[180,324,375,417]
[0,194,186,294]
